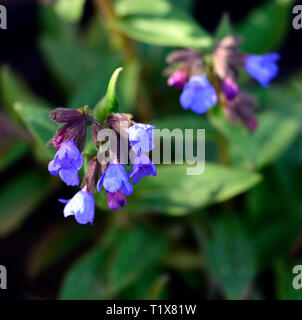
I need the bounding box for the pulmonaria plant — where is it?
[48,103,157,225]
[165,36,280,131]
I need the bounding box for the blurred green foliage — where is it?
[0,0,301,300]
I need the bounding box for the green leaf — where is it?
[14,102,59,160]
[215,13,233,41]
[54,0,86,23]
[209,105,300,170]
[115,0,171,16]
[119,269,168,299]
[252,217,302,270]
[0,171,52,237]
[125,163,261,215]
[59,225,167,299]
[108,225,167,294]
[59,245,110,300]
[113,4,213,49]
[236,0,293,53]
[94,67,123,122]
[0,67,50,120]
[205,217,256,299]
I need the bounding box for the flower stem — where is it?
[92,0,136,61]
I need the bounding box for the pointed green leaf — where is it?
[124,163,261,215]
[108,226,167,293]
[59,246,110,300]
[94,67,123,122]
[215,13,233,41]
[112,4,213,49]
[115,0,171,16]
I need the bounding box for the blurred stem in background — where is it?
[207,64,230,166]
[93,0,136,61]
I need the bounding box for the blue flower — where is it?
[97,164,133,196]
[107,190,127,210]
[129,154,157,184]
[245,53,280,87]
[59,189,95,225]
[180,75,217,114]
[48,140,83,186]
[128,123,155,156]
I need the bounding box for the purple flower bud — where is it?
[180,75,217,114]
[222,77,239,100]
[97,164,133,196]
[167,69,188,90]
[235,101,259,132]
[128,123,155,156]
[245,53,280,87]
[129,153,157,184]
[82,157,100,193]
[50,107,88,151]
[166,49,200,64]
[50,108,83,123]
[213,36,245,79]
[48,140,83,186]
[224,93,259,132]
[106,113,133,134]
[245,117,259,132]
[107,190,127,210]
[59,189,95,225]
[52,119,87,151]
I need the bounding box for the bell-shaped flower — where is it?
[48,140,83,186]
[245,53,280,87]
[180,75,217,114]
[129,154,157,184]
[59,188,95,225]
[107,190,127,210]
[127,123,155,156]
[97,164,133,196]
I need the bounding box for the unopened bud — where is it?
[106,113,133,134]
[222,77,239,100]
[50,108,83,123]
[82,157,100,193]
[52,119,87,151]
[167,69,188,90]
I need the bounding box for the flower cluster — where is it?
[165,36,280,131]
[48,108,156,225]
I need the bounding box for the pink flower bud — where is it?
[167,70,188,90]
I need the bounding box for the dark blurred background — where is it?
[0,0,301,300]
